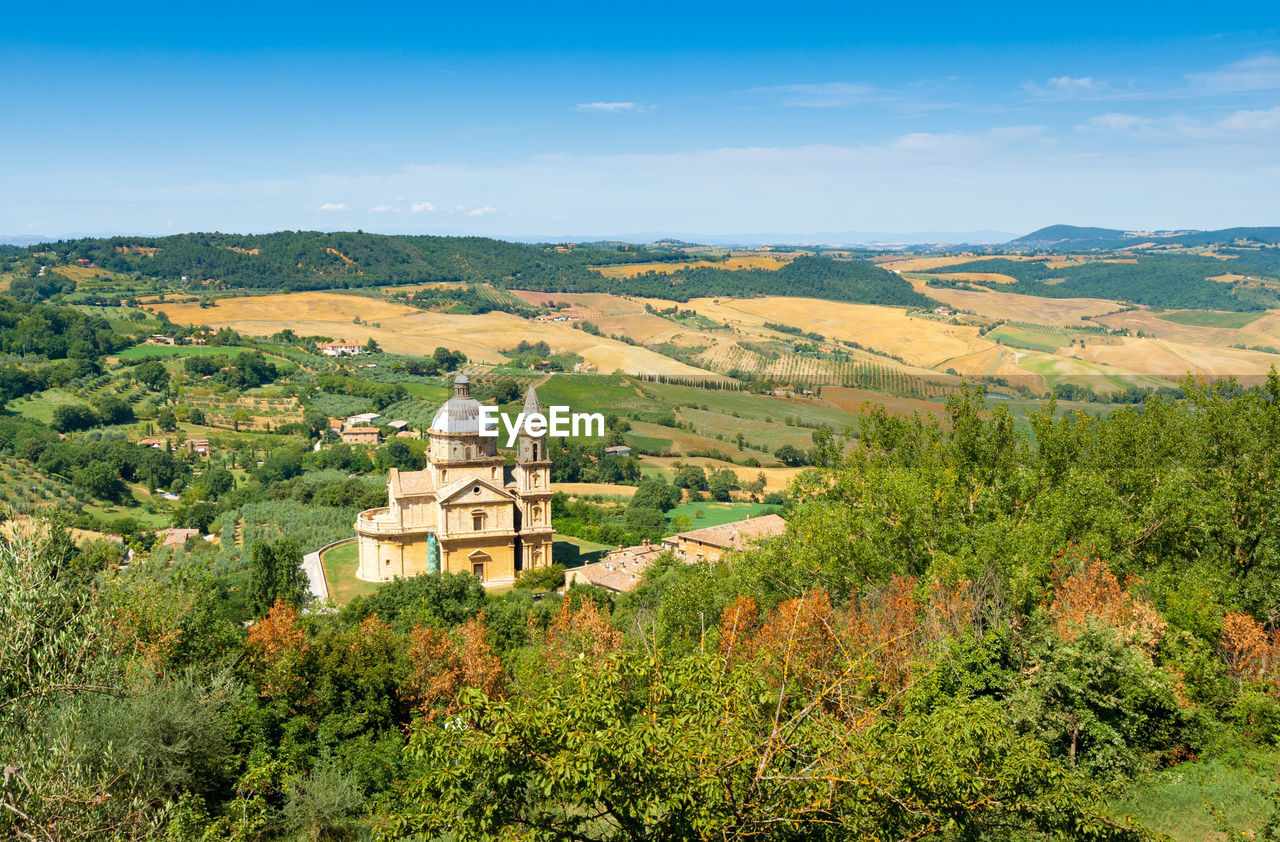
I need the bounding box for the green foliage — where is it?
[932,254,1274,311]
[386,647,1145,841]
[515,562,566,593]
[51,402,97,432]
[630,476,680,513]
[0,295,128,358]
[342,570,486,631]
[247,536,307,616]
[24,233,935,307]
[1011,624,1186,777]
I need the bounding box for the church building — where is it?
[354,375,553,589]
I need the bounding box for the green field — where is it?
[1108,747,1280,840]
[677,407,816,452]
[552,533,612,567]
[667,501,780,529]
[319,540,380,605]
[622,430,676,454]
[537,374,657,418]
[640,381,858,430]
[115,344,249,359]
[1158,310,1264,329]
[987,325,1068,353]
[9,388,91,423]
[81,501,170,528]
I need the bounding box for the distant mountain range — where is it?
[0,229,1019,249]
[1008,225,1280,250]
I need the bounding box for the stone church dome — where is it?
[431,375,483,434]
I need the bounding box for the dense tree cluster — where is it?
[931,254,1278,311]
[0,296,129,359]
[18,232,937,308]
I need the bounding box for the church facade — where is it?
[354,375,553,589]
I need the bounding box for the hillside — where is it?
[926,254,1280,311]
[16,231,934,308]
[1008,225,1127,249]
[1009,224,1280,251]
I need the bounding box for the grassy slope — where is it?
[1107,746,1280,840]
[319,540,380,605]
[667,501,779,528]
[1158,310,1265,329]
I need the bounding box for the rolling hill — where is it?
[13,231,935,308]
[1008,224,1280,251]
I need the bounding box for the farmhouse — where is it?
[185,438,210,457]
[341,426,381,445]
[663,514,787,563]
[322,342,365,356]
[604,444,632,457]
[566,540,664,593]
[157,527,200,549]
[346,412,381,427]
[353,376,553,590]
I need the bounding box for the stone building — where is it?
[662,513,787,563]
[354,375,553,589]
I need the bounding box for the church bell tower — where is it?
[515,385,553,570]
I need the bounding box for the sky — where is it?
[2,1,1279,242]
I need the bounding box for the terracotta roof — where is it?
[389,467,434,496]
[571,542,666,592]
[342,426,380,434]
[158,527,200,548]
[666,513,787,550]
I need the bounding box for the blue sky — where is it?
[3,1,1279,241]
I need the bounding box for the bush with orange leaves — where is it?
[406,615,505,718]
[1047,557,1166,649]
[244,598,309,702]
[1221,611,1279,683]
[533,595,623,670]
[721,577,947,708]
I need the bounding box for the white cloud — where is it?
[574,102,636,113]
[1023,75,1117,99]
[1217,105,1280,133]
[1187,54,1280,93]
[466,206,496,216]
[370,204,395,213]
[1079,112,1152,134]
[751,81,874,107]
[1079,106,1280,139]
[316,202,346,211]
[411,201,436,213]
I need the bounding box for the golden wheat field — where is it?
[905,278,1124,326]
[930,271,1019,285]
[876,255,1018,272]
[149,289,1280,392]
[683,296,990,369]
[590,255,786,278]
[147,292,725,378]
[552,482,637,498]
[641,456,802,494]
[1076,336,1280,378]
